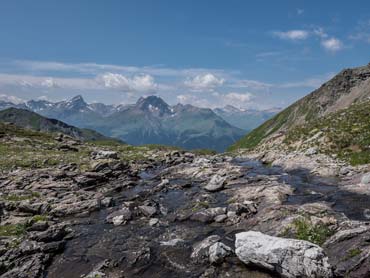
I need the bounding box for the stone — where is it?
[235,231,332,278]
[149,218,159,226]
[93,150,119,160]
[191,235,221,263]
[28,221,49,232]
[209,242,233,264]
[361,173,370,184]
[160,239,184,246]
[191,207,227,223]
[138,205,157,217]
[106,208,132,225]
[204,175,227,192]
[214,214,227,223]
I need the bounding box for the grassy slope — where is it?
[228,105,294,150]
[229,65,370,151]
[284,100,370,165]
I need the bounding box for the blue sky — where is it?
[0,0,370,109]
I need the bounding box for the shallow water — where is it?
[46,159,370,277]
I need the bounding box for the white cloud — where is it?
[0,94,24,104]
[99,73,157,92]
[273,30,309,40]
[223,92,254,105]
[41,78,58,88]
[184,73,224,91]
[12,60,231,79]
[321,38,343,52]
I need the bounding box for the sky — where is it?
[0,0,370,110]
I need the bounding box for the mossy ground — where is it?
[0,122,179,172]
[280,217,335,246]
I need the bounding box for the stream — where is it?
[45,159,370,277]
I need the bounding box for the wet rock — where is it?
[205,175,226,192]
[191,235,221,263]
[41,240,66,253]
[138,205,157,217]
[209,242,233,264]
[30,225,68,243]
[235,231,332,278]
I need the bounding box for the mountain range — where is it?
[0,95,252,151]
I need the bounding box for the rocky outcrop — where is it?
[235,231,333,278]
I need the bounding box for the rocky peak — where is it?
[135,95,172,116]
[60,95,89,111]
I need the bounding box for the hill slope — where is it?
[284,100,370,165]
[230,63,370,151]
[0,108,119,142]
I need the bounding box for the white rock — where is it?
[160,238,184,246]
[112,215,126,226]
[149,218,159,226]
[93,150,118,160]
[191,235,221,262]
[361,173,370,184]
[205,175,226,192]
[235,231,332,278]
[209,242,232,264]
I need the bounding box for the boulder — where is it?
[235,231,332,278]
[204,175,226,192]
[209,242,233,264]
[191,235,221,263]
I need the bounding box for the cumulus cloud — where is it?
[223,92,254,105]
[321,38,343,52]
[184,73,224,91]
[98,73,157,92]
[41,78,59,88]
[273,30,309,40]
